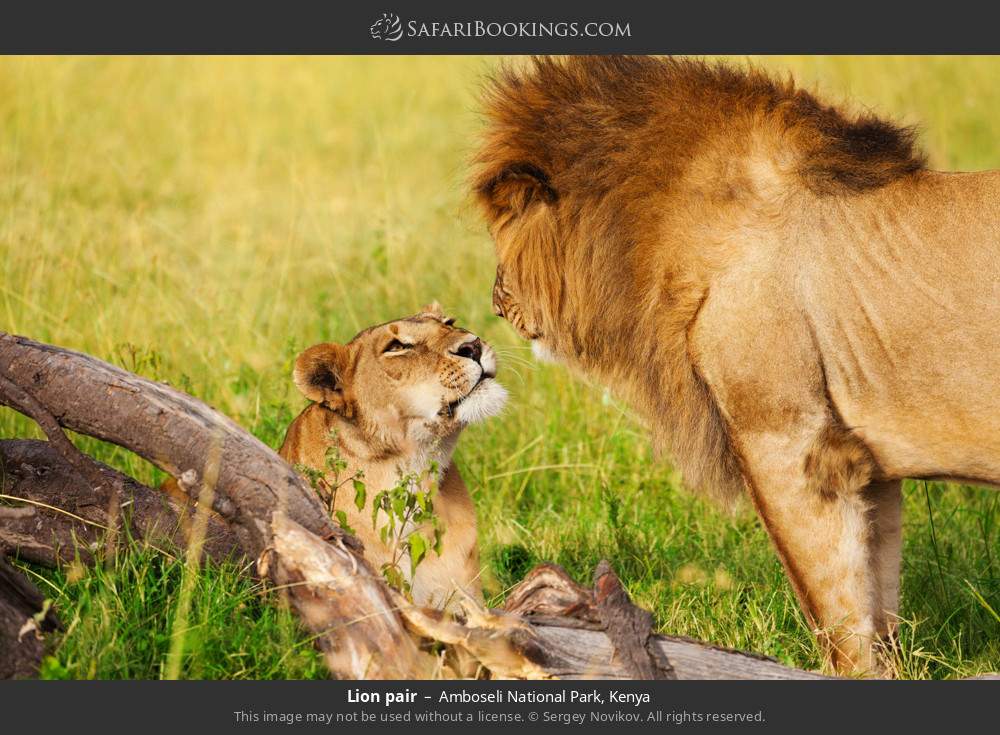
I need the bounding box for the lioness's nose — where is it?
[454,338,482,364]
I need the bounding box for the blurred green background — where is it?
[0,56,997,679]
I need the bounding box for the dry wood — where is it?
[0,555,60,679]
[0,332,839,680]
[0,439,241,566]
[592,559,675,679]
[268,513,438,679]
[501,563,829,680]
[0,334,353,559]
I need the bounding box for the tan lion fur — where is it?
[279,305,507,610]
[474,56,1000,675]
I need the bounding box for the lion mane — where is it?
[473,56,926,508]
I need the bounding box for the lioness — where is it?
[279,304,506,608]
[474,56,1000,675]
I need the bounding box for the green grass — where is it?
[1,56,998,679]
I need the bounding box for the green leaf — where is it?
[415,490,427,513]
[371,491,386,529]
[333,510,354,536]
[391,493,406,520]
[382,564,404,592]
[409,533,427,577]
[39,655,71,680]
[294,463,322,489]
[433,526,444,556]
[353,479,366,511]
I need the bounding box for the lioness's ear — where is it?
[418,301,456,325]
[420,301,445,319]
[477,161,557,218]
[293,343,350,411]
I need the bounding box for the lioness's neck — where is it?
[329,406,458,480]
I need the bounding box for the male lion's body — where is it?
[474,56,1000,674]
[700,170,1000,485]
[791,172,1000,482]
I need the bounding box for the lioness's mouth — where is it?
[442,373,494,416]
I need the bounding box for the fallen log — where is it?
[0,333,832,679]
[0,334,348,557]
[0,333,405,679]
[0,439,242,566]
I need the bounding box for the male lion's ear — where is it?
[293,343,350,411]
[476,161,557,218]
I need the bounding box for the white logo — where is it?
[370,12,403,41]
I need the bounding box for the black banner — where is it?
[3,0,1000,54]
[4,679,998,733]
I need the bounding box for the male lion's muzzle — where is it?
[492,264,508,320]
[491,264,541,340]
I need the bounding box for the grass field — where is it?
[1,56,998,679]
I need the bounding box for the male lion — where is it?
[473,56,1000,675]
[279,304,507,609]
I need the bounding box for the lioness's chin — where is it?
[454,379,507,424]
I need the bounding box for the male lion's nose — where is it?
[454,338,482,364]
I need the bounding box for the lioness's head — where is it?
[293,303,507,448]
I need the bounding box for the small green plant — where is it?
[294,433,445,598]
[370,460,444,598]
[295,430,366,535]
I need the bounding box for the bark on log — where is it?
[498,563,829,679]
[0,439,242,566]
[0,333,835,680]
[0,555,60,678]
[0,333,350,560]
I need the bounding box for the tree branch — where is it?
[0,371,108,496]
[0,439,242,566]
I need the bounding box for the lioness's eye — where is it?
[383,339,411,354]
[443,317,455,326]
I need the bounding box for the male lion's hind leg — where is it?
[739,423,892,676]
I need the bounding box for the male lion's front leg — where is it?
[867,479,903,640]
[736,424,891,675]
